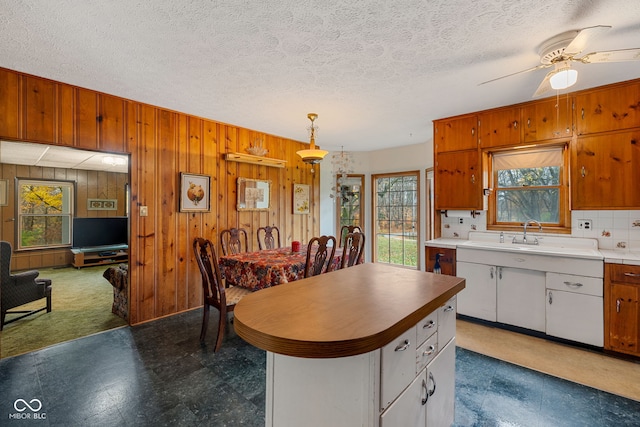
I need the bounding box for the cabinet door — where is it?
[99,94,126,152]
[380,369,426,427]
[576,81,640,135]
[434,115,477,152]
[606,283,639,355]
[426,339,455,427]
[497,267,546,332]
[572,131,640,209]
[381,327,416,410]
[546,289,603,347]
[478,107,521,149]
[23,76,57,143]
[522,97,573,142]
[426,247,456,275]
[456,261,496,321]
[434,150,481,210]
[0,68,20,139]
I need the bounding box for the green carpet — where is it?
[1,265,128,359]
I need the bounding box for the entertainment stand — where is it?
[71,244,129,269]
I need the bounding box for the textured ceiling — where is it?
[1,0,640,152]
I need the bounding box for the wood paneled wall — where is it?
[0,165,128,269]
[0,67,320,325]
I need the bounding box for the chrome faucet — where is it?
[523,220,542,244]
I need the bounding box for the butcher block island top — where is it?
[234,263,465,358]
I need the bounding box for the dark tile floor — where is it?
[1,309,639,426]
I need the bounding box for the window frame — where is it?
[16,178,76,250]
[371,170,420,269]
[485,143,571,234]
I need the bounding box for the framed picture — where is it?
[237,177,271,211]
[0,179,8,206]
[293,183,310,214]
[179,173,211,212]
[87,198,118,211]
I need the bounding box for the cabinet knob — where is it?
[616,298,622,313]
[421,379,428,405]
[471,174,476,184]
[394,339,410,352]
[428,371,437,397]
[548,291,553,305]
[422,320,436,329]
[443,305,455,313]
[422,345,436,356]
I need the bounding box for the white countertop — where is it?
[426,237,640,266]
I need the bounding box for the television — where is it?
[72,217,129,249]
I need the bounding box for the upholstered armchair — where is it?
[1,241,52,330]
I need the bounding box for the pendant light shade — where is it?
[296,113,328,165]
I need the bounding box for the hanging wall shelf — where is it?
[223,152,287,168]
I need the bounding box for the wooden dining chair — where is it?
[220,228,248,256]
[193,237,252,352]
[257,225,281,250]
[304,235,337,278]
[339,225,363,247]
[340,232,365,269]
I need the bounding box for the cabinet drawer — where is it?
[380,327,416,410]
[608,264,640,285]
[438,296,457,346]
[416,311,438,346]
[546,272,603,297]
[416,332,438,374]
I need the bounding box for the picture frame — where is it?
[87,198,118,211]
[179,173,211,212]
[237,177,271,211]
[293,183,310,214]
[0,179,8,206]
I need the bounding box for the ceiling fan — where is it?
[480,25,640,97]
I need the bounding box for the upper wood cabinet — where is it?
[24,76,57,143]
[478,107,521,149]
[434,115,477,153]
[576,81,640,135]
[571,130,640,209]
[0,68,20,139]
[434,149,482,210]
[522,97,574,142]
[75,89,127,152]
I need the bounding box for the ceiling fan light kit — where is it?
[550,67,578,90]
[480,25,640,97]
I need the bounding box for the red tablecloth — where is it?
[219,246,342,291]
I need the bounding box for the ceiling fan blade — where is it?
[563,25,612,57]
[479,64,549,86]
[533,72,553,98]
[579,48,640,63]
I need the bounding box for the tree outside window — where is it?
[373,172,419,268]
[19,180,74,249]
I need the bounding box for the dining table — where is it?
[219,245,344,291]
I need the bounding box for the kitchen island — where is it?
[234,263,465,426]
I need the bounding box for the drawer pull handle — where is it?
[423,345,436,356]
[443,305,454,313]
[428,371,437,397]
[563,281,583,288]
[548,291,553,305]
[616,298,622,313]
[395,339,410,352]
[421,379,428,405]
[624,272,640,277]
[422,320,435,329]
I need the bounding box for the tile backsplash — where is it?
[440,210,640,251]
[571,210,640,252]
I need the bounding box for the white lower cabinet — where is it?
[546,272,603,347]
[497,267,546,332]
[456,261,497,321]
[426,339,456,427]
[266,297,458,427]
